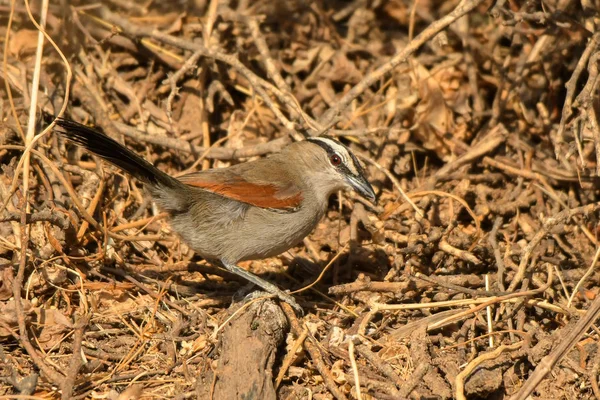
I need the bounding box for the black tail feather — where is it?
[54,118,179,189]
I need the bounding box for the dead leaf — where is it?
[116,384,144,400]
[329,326,345,347]
[0,299,35,337]
[9,29,39,58]
[383,0,410,24]
[317,80,337,106]
[379,343,411,376]
[0,261,14,301]
[326,53,363,84]
[330,359,347,384]
[287,366,307,379]
[37,308,73,349]
[413,62,455,160]
[291,46,322,74]
[385,86,399,124]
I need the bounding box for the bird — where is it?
[54,118,376,313]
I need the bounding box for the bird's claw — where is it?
[277,292,304,316]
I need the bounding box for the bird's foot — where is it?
[223,261,304,316]
[242,290,303,316]
[274,290,304,316]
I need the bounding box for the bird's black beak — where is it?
[348,175,376,203]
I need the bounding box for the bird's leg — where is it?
[222,261,303,315]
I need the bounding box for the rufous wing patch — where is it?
[179,175,303,210]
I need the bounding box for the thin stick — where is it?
[358,153,423,217]
[507,202,600,292]
[319,0,486,125]
[275,326,309,388]
[510,294,600,400]
[408,190,481,240]
[556,32,600,152]
[568,246,600,308]
[281,303,349,400]
[348,338,363,400]
[22,0,48,215]
[13,199,64,385]
[60,315,90,399]
[429,265,553,331]
[3,0,25,141]
[456,342,524,400]
[95,7,296,133]
[485,274,494,347]
[1,0,73,216]
[291,245,347,294]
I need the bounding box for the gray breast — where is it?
[169,196,325,264]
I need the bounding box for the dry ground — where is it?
[2,0,600,399]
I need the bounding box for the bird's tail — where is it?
[54,118,182,191]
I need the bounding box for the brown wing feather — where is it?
[179,173,303,210]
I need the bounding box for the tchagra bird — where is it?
[55,118,375,313]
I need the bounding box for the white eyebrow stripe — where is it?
[309,137,359,175]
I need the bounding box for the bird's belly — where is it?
[236,224,310,261]
[170,203,323,264]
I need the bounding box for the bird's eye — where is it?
[330,154,342,166]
